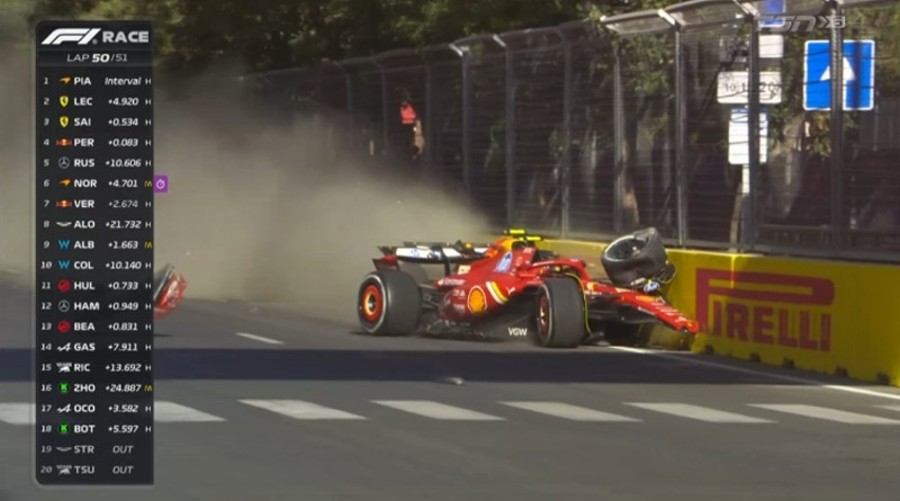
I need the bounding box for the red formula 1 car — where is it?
[153,264,187,319]
[357,228,699,348]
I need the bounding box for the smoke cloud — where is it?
[152,68,491,321]
[0,40,32,279]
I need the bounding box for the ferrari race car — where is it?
[153,264,187,319]
[356,228,699,348]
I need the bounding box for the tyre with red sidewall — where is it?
[357,270,421,335]
[534,278,587,348]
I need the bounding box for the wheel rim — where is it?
[538,294,550,338]
[360,284,383,323]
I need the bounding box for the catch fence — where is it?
[243,0,900,263]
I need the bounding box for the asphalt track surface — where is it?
[2,280,900,501]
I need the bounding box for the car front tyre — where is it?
[534,278,587,348]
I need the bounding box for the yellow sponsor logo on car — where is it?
[467,286,487,314]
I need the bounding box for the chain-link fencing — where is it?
[242,0,900,264]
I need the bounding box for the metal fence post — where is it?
[674,28,688,247]
[424,60,434,169]
[498,35,515,227]
[343,68,354,119]
[458,46,472,195]
[373,58,390,155]
[603,10,676,238]
[333,62,353,120]
[613,41,625,235]
[746,14,761,251]
[561,35,573,238]
[829,0,845,253]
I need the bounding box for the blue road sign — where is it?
[804,40,876,111]
[759,0,785,28]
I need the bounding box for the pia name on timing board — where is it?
[60,77,149,86]
[66,77,91,85]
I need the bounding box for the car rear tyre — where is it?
[358,270,422,335]
[534,278,587,348]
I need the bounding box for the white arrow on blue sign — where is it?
[803,40,876,111]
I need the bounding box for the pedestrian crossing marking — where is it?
[373,400,505,421]
[153,401,226,422]
[750,404,900,424]
[240,399,366,420]
[626,403,773,423]
[501,401,640,422]
[4,398,900,427]
[0,403,31,425]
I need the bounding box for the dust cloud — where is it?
[0,42,32,281]
[153,71,492,321]
[0,33,492,323]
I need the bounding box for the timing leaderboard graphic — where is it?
[35,21,155,486]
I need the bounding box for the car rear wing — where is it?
[378,243,492,264]
[503,228,544,242]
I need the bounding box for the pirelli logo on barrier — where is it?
[696,269,835,352]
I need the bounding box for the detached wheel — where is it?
[534,278,587,348]
[601,227,668,287]
[357,270,422,335]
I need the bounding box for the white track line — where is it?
[0,403,31,425]
[626,403,773,423]
[611,346,900,402]
[153,402,226,422]
[750,404,900,424]
[501,401,640,422]
[373,400,505,421]
[240,399,366,420]
[235,332,284,345]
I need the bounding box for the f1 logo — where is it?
[41,28,101,46]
